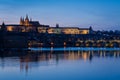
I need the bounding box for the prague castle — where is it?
[0,15,93,34]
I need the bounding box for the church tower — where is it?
[24,14,29,26]
[20,17,24,25]
[89,26,93,34]
[1,22,6,32]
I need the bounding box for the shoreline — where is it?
[29,47,120,51]
[1,47,120,51]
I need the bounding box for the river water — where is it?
[0,47,120,80]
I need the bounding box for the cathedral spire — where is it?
[25,14,29,21]
[20,17,24,25]
[25,14,29,26]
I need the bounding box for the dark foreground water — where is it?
[0,48,120,80]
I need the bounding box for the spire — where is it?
[56,23,59,28]
[89,26,93,34]
[20,17,24,25]
[25,14,29,26]
[2,22,5,26]
[1,22,6,31]
[89,26,93,30]
[25,14,29,20]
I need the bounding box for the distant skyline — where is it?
[0,0,120,30]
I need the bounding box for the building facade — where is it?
[0,15,93,34]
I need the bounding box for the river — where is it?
[0,47,120,80]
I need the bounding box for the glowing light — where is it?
[7,26,14,31]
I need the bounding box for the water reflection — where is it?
[0,49,120,73]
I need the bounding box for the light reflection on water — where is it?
[0,48,120,80]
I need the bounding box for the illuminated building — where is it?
[0,15,92,34]
[47,24,92,34]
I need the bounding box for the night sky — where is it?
[0,0,120,30]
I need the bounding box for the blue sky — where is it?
[0,0,120,30]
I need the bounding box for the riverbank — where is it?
[1,31,120,48]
